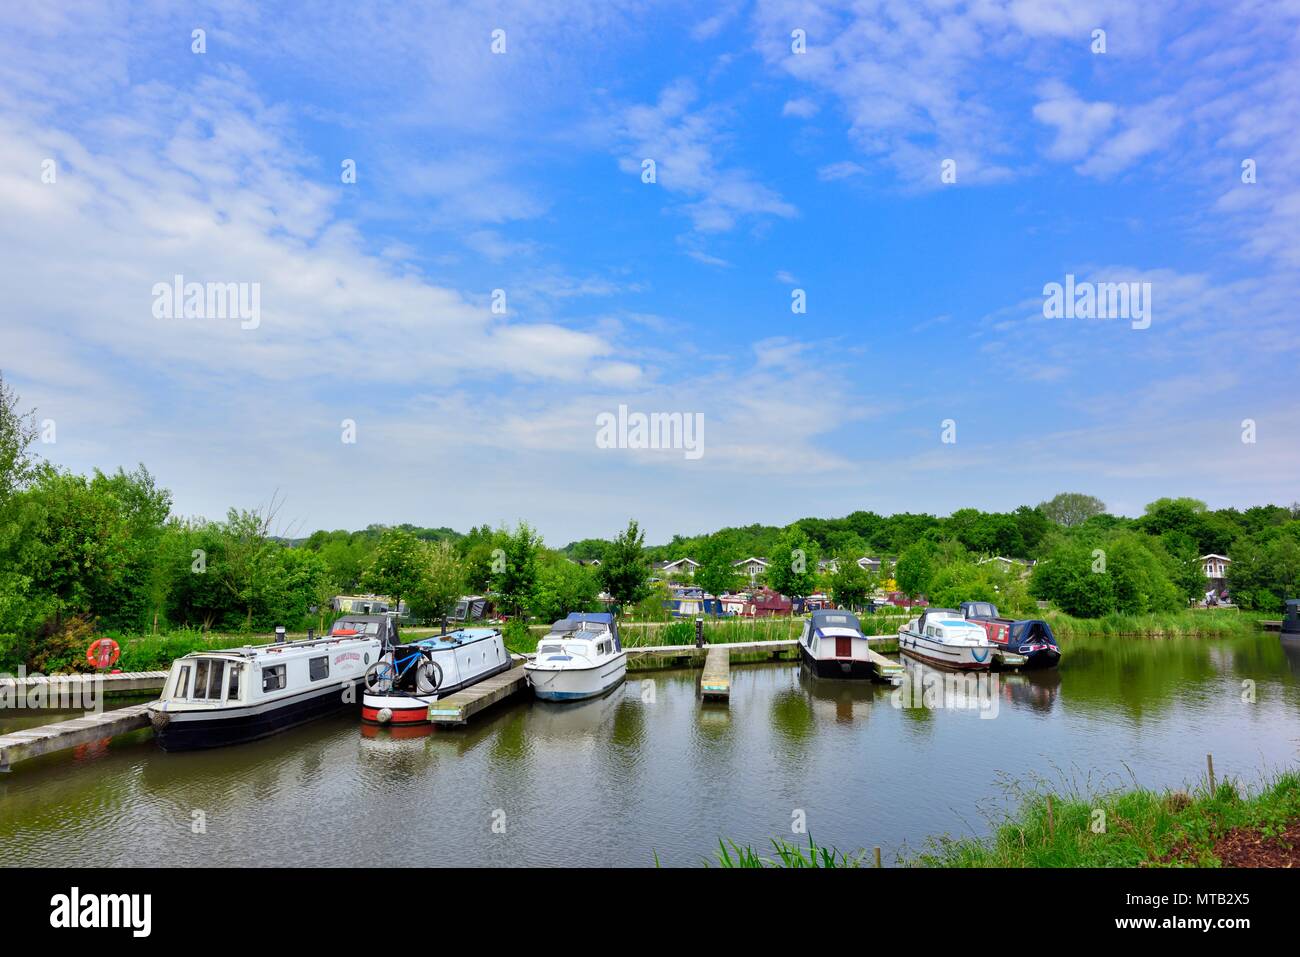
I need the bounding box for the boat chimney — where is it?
[275,625,287,644]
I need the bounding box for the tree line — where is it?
[3,371,1298,670]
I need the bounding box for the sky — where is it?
[1,1,1298,546]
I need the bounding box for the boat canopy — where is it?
[809,609,862,633]
[560,611,620,650]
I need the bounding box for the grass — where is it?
[703,769,1300,868]
[707,835,868,868]
[914,769,1300,867]
[1045,609,1267,641]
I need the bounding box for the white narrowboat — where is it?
[525,613,627,702]
[898,608,995,671]
[147,623,383,751]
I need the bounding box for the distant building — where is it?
[1201,554,1231,580]
[733,557,769,579]
[977,556,1034,577]
[658,557,700,576]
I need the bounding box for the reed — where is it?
[1045,610,1266,641]
[708,835,867,868]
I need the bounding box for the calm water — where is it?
[3,634,1299,867]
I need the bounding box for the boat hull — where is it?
[897,630,993,671]
[149,678,364,751]
[526,655,627,701]
[798,642,874,679]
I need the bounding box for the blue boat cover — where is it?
[809,609,862,632]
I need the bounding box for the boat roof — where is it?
[409,628,499,649]
[565,611,613,624]
[810,609,862,632]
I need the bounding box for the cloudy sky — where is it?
[2,1,1298,545]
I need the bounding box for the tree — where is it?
[599,519,650,610]
[894,542,934,598]
[0,371,38,503]
[408,539,466,624]
[765,526,820,602]
[491,522,542,618]
[694,537,741,611]
[829,553,870,609]
[361,528,424,620]
[1039,492,1107,528]
[529,557,599,622]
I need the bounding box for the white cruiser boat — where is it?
[525,612,627,702]
[898,608,994,670]
[147,623,383,751]
[361,624,510,725]
[798,609,875,678]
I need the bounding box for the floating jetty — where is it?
[1,670,168,699]
[700,645,730,700]
[427,662,528,726]
[0,703,152,771]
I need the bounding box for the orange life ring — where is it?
[87,638,121,668]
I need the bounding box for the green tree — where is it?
[599,519,651,610]
[408,539,466,623]
[694,537,741,611]
[829,553,870,609]
[894,542,935,598]
[361,527,425,620]
[491,522,542,618]
[765,526,820,601]
[529,557,599,622]
[1039,492,1107,528]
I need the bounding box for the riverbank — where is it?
[715,769,1300,867]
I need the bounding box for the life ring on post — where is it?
[87,638,121,669]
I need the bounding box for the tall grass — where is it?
[914,769,1300,867]
[1046,609,1266,640]
[708,835,867,868]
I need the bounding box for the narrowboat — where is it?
[361,625,511,725]
[797,609,875,679]
[959,601,1061,668]
[525,612,627,701]
[147,623,383,751]
[898,608,995,670]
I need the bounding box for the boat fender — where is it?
[377,707,393,724]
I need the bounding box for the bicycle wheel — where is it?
[365,659,396,693]
[414,655,443,694]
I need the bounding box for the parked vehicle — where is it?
[148,624,383,750]
[362,622,510,725]
[797,609,875,679]
[525,612,627,701]
[959,601,1061,668]
[898,608,994,670]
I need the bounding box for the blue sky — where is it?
[2,1,1298,545]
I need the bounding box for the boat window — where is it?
[227,664,242,701]
[174,664,191,698]
[204,660,225,700]
[193,659,210,699]
[309,656,329,681]
[538,644,563,654]
[262,664,287,693]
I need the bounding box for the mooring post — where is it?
[873,846,882,868]
[1207,753,1216,793]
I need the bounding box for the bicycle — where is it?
[364,644,443,695]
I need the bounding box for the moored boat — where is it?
[797,609,875,679]
[525,612,627,702]
[147,625,383,751]
[898,608,994,670]
[361,624,510,725]
[959,601,1061,668]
